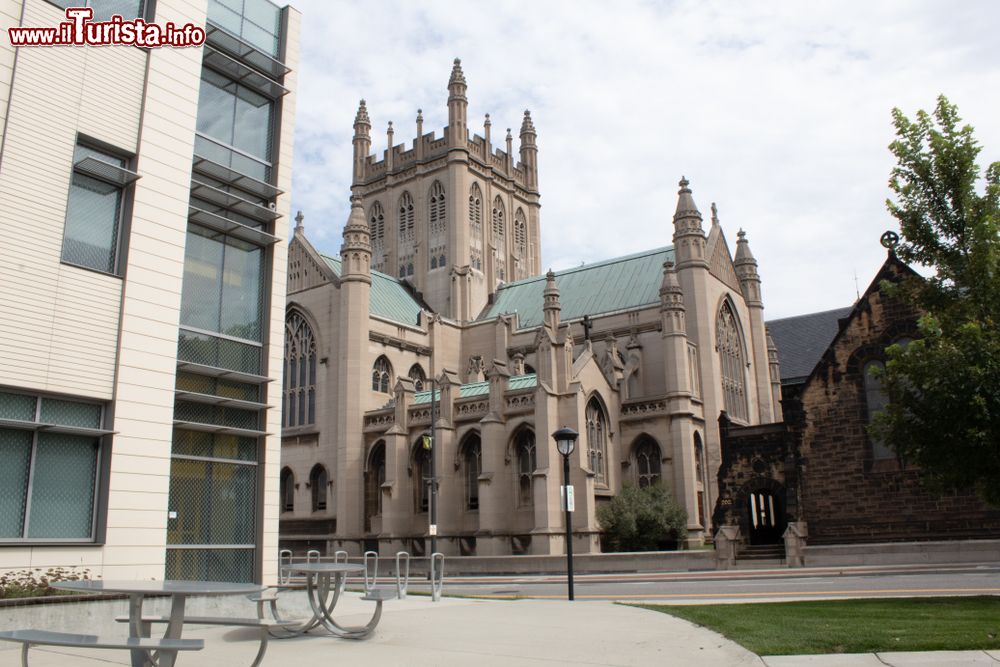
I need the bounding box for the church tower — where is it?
[350,59,542,321]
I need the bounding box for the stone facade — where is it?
[281,61,779,557]
[716,252,1000,550]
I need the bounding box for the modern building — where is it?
[280,60,781,557]
[0,0,299,582]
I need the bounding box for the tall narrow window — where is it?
[61,143,139,275]
[284,311,317,428]
[864,360,895,459]
[398,192,415,278]
[364,442,385,531]
[492,196,506,281]
[695,432,708,527]
[463,434,482,510]
[586,397,609,485]
[369,202,386,273]
[717,301,749,422]
[634,436,662,488]
[408,364,426,392]
[372,356,392,393]
[414,442,431,513]
[310,464,328,512]
[515,429,536,506]
[513,208,527,280]
[429,181,447,270]
[280,467,294,513]
[469,183,483,270]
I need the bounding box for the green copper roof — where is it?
[508,373,537,391]
[321,255,423,326]
[479,247,675,329]
[412,374,536,404]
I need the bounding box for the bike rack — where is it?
[395,551,410,599]
[306,549,320,565]
[363,550,378,594]
[430,552,444,602]
[333,550,349,564]
[278,549,293,585]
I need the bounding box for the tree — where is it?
[596,483,687,551]
[870,95,1000,505]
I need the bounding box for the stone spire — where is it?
[294,210,304,235]
[672,177,708,270]
[386,121,394,171]
[542,269,561,332]
[659,261,686,334]
[766,327,783,421]
[340,195,371,283]
[734,229,762,306]
[415,109,424,160]
[352,99,371,186]
[484,113,492,148]
[519,110,538,190]
[447,58,468,146]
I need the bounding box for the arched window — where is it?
[280,467,294,512]
[429,181,446,270]
[717,300,749,422]
[413,440,431,513]
[513,208,527,279]
[492,196,506,281]
[310,464,328,512]
[586,397,609,485]
[408,364,426,392]
[469,184,483,271]
[864,360,894,459]
[515,428,536,506]
[372,356,392,393]
[462,433,482,511]
[397,191,415,277]
[694,432,708,527]
[369,201,385,272]
[364,442,386,531]
[284,311,316,428]
[634,436,662,488]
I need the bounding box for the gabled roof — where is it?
[767,307,853,385]
[321,255,424,326]
[478,247,675,329]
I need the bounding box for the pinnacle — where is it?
[449,58,466,87]
[354,99,370,126]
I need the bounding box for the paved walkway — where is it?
[0,593,995,666]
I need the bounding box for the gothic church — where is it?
[280,60,781,556]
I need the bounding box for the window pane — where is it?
[27,434,98,539]
[165,547,253,583]
[196,70,237,146]
[180,227,225,332]
[40,398,101,429]
[0,392,36,421]
[206,1,243,34]
[241,18,278,56]
[172,430,257,462]
[62,172,122,273]
[243,0,280,34]
[220,238,263,341]
[90,0,145,22]
[0,429,32,537]
[233,84,272,162]
[167,458,256,545]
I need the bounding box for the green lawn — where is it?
[638,597,1000,655]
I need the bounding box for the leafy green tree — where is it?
[597,483,687,551]
[870,95,1000,505]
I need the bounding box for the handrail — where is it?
[363,551,378,594]
[430,552,444,602]
[395,552,410,599]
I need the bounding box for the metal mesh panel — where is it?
[61,171,122,274]
[0,429,31,538]
[176,372,260,402]
[27,434,99,539]
[167,458,257,545]
[165,547,254,583]
[178,329,261,374]
[172,429,257,462]
[174,400,259,431]
[39,399,102,429]
[0,392,35,421]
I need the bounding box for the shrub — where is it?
[597,483,687,551]
[0,567,92,599]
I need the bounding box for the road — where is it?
[403,562,1000,603]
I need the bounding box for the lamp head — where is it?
[552,426,579,456]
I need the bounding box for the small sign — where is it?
[168,511,177,519]
[421,435,432,450]
[429,524,437,536]
[560,485,575,512]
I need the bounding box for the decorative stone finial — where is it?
[880,230,900,250]
[294,210,304,233]
[520,109,535,134]
[484,113,491,126]
[678,176,691,193]
[711,202,720,226]
[417,109,423,123]
[354,99,370,127]
[449,58,466,86]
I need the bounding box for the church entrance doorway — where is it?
[747,489,784,545]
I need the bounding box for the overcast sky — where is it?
[287,0,999,320]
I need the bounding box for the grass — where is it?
[638,596,1000,655]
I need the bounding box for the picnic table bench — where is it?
[0,629,203,667]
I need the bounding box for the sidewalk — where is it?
[0,593,995,666]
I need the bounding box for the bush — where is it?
[0,567,92,599]
[597,483,688,551]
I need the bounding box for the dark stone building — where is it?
[714,249,1000,556]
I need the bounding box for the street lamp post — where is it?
[552,426,579,601]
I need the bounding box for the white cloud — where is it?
[288,0,1000,319]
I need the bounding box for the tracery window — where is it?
[280,467,294,512]
[492,196,506,281]
[469,184,483,270]
[364,442,385,531]
[429,181,446,270]
[634,436,662,488]
[695,432,708,526]
[717,301,749,422]
[513,208,527,280]
[463,434,482,511]
[284,311,316,428]
[397,191,415,277]
[372,355,392,393]
[310,464,328,512]
[586,397,609,485]
[408,364,427,392]
[413,442,431,513]
[515,428,536,506]
[369,202,386,272]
